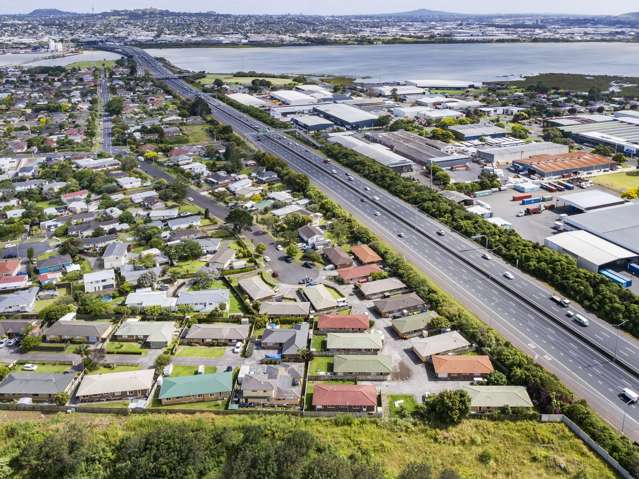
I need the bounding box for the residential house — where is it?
[260,323,310,361]
[0,319,41,338]
[102,242,128,270]
[303,284,338,312]
[116,176,142,189]
[0,287,38,313]
[148,208,179,221]
[259,302,311,319]
[411,331,471,362]
[0,373,78,403]
[38,272,62,286]
[337,264,382,284]
[120,265,162,285]
[208,248,236,271]
[83,269,116,293]
[182,323,250,346]
[194,238,221,254]
[36,254,72,274]
[392,312,439,339]
[43,320,113,344]
[432,355,494,380]
[0,259,20,276]
[61,190,89,204]
[81,234,118,252]
[125,290,177,310]
[167,215,201,231]
[357,278,409,300]
[326,332,384,355]
[75,369,155,403]
[240,364,303,407]
[0,275,29,291]
[332,354,393,380]
[130,190,159,204]
[113,319,177,349]
[374,293,425,318]
[176,289,230,313]
[158,372,233,405]
[254,168,278,184]
[316,314,369,334]
[323,246,352,269]
[462,385,534,412]
[312,384,378,413]
[298,225,325,248]
[351,244,382,265]
[238,275,275,302]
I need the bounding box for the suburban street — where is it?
[116,44,639,440]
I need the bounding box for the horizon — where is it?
[1,1,637,16]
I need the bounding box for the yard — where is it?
[151,398,227,410]
[34,288,69,313]
[175,346,226,359]
[18,363,73,374]
[325,286,344,300]
[170,365,217,377]
[309,356,333,375]
[310,335,325,351]
[388,394,419,418]
[178,203,205,215]
[105,342,146,355]
[168,260,207,277]
[180,125,213,144]
[88,365,141,375]
[593,171,639,193]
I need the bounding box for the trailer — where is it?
[512,194,532,202]
[558,180,575,190]
[521,197,543,205]
[549,182,565,191]
[628,263,639,277]
[525,206,542,215]
[600,269,633,288]
[541,183,557,192]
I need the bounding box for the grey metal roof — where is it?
[0,287,39,312]
[37,254,72,269]
[259,302,311,317]
[0,319,38,336]
[185,323,250,341]
[44,320,113,339]
[0,372,75,395]
[176,289,230,312]
[261,323,309,355]
[103,241,128,258]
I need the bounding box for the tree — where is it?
[593,144,614,157]
[154,353,171,374]
[438,469,462,479]
[510,124,529,139]
[54,392,69,406]
[613,152,626,163]
[189,96,211,117]
[398,462,432,479]
[485,370,508,385]
[119,210,135,224]
[20,335,41,353]
[137,271,157,288]
[40,303,75,325]
[255,243,267,255]
[286,243,300,258]
[59,237,83,257]
[119,156,137,172]
[226,208,253,234]
[0,364,9,381]
[422,390,471,426]
[106,96,124,115]
[213,78,224,88]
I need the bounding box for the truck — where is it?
[512,194,532,202]
[623,388,639,404]
[525,206,542,215]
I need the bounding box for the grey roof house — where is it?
[260,323,310,360]
[0,287,39,313]
[0,372,78,403]
[113,319,177,348]
[43,320,113,344]
[183,323,250,345]
[176,289,230,313]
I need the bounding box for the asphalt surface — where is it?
[99,70,113,154]
[113,44,639,439]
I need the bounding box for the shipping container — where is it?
[521,197,543,205]
[512,194,532,201]
[600,269,633,288]
[541,195,554,202]
[474,189,493,197]
[628,263,639,276]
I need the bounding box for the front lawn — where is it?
[310,335,325,351]
[388,394,419,418]
[169,260,207,277]
[309,356,333,375]
[105,342,146,355]
[179,203,204,215]
[88,365,142,375]
[175,346,226,359]
[18,363,73,374]
[170,365,217,377]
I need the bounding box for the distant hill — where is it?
[26,9,76,17]
[373,8,464,18]
[620,12,639,18]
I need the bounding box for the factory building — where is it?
[559,116,639,155]
[406,79,480,89]
[371,85,425,97]
[314,104,379,130]
[366,130,469,169]
[449,124,507,140]
[295,84,334,100]
[415,109,465,121]
[227,93,270,109]
[512,151,613,179]
[328,134,414,173]
[545,230,636,273]
[564,203,639,255]
[477,142,569,166]
[558,190,627,213]
[291,115,335,132]
[271,90,318,106]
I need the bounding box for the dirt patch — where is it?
[392,360,413,381]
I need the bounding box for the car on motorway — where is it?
[0,339,6,348]
[373,196,380,201]
[374,211,381,216]
[364,186,370,191]
[5,338,16,347]
[574,314,589,327]
[622,388,639,403]
[436,230,445,236]
[398,232,406,238]
[482,253,492,260]
[566,310,575,318]
[348,176,354,181]
[503,271,514,280]
[331,169,337,174]
[187,196,194,202]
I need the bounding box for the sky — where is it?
[1,0,637,16]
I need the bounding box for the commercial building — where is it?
[227,93,270,109]
[371,85,425,97]
[291,115,334,132]
[560,117,639,155]
[564,203,639,255]
[477,142,569,166]
[271,90,317,106]
[449,124,507,140]
[558,190,626,213]
[544,230,636,273]
[75,369,155,403]
[328,134,414,173]
[513,152,612,179]
[314,104,378,129]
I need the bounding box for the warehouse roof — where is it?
[462,385,533,409]
[328,134,414,169]
[478,142,569,157]
[564,203,639,254]
[271,90,317,105]
[315,104,378,124]
[76,369,155,397]
[545,230,637,266]
[293,115,334,127]
[158,372,233,400]
[227,93,269,108]
[558,189,626,212]
[516,152,611,174]
[449,124,506,138]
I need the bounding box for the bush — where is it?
[421,390,471,426]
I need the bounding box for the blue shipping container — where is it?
[521,197,542,205]
[601,269,633,288]
[628,263,639,276]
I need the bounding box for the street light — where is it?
[613,319,629,364]
[471,234,490,249]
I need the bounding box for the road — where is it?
[98,70,113,154]
[113,44,639,439]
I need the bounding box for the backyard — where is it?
[88,365,142,375]
[175,346,226,359]
[180,125,213,144]
[309,356,333,375]
[170,365,217,376]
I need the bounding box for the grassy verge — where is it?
[170,365,217,376]
[593,171,639,193]
[175,346,226,359]
[88,365,141,375]
[105,342,146,355]
[198,74,295,86]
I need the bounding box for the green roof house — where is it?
[158,372,233,405]
[462,385,533,412]
[333,354,393,380]
[392,311,439,339]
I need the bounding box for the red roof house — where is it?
[317,314,370,333]
[351,244,382,265]
[312,384,378,412]
[0,259,20,277]
[337,264,382,284]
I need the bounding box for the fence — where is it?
[541,414,634,479]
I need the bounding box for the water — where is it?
[145,42,639,82]
[0,50,121,67]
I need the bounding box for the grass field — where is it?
[88,365,141,375]
[388,394,419,417]
[169,260,207,276]
[18,363,72,374]
[105,341,146,355]
[593,171,639,193]
[180,124,213,144]
[175,346,226,359]
[198,73,295,87]
[309,356,333,374]
[170,365,217,376]
[66,60,116,69]
[0,414,616,479]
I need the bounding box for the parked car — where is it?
[276,244,284,251]
[0,339,6,348]
[233,342,243,354]
[284,256,293,263]
[197,365,205,375]
[302,261,313,268]
[225,366,233,372]
[263,255,271,262]
[22,364,38,371]
[5,338,17,347]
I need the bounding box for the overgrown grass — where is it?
[593,171,639,193]
[175,346,226,359]
[388,394,419,417]
[198,74,295,87]
[180,125,213,144]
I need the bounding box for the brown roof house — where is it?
[432,355,494,380]
[317,314,369,334]
[374,292,425,318]
[182,323,250,346]
[312,383,378,412]
[337,264,382,284]
[350,244,382,265]
[323,246,353,269]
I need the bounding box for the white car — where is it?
[364,186,370,191]
[331,169,338,174]
[263,255,271,262]
[482,253,492,260]
[374,211,381,217]
[187,196,194,202]
[516,211,525,217]
[22,364,38,371]
[233,342,243,354]
[398,232,406,238]
[276,244,284,251]
[503,271,515,280]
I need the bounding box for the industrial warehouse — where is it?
[559,112,639,155]
[558,190,628,212]
[477,142,570,166]
[512,151,613,179]
[328,133,414,172]
[314,103,379,129]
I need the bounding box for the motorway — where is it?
[114,44,639,439]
